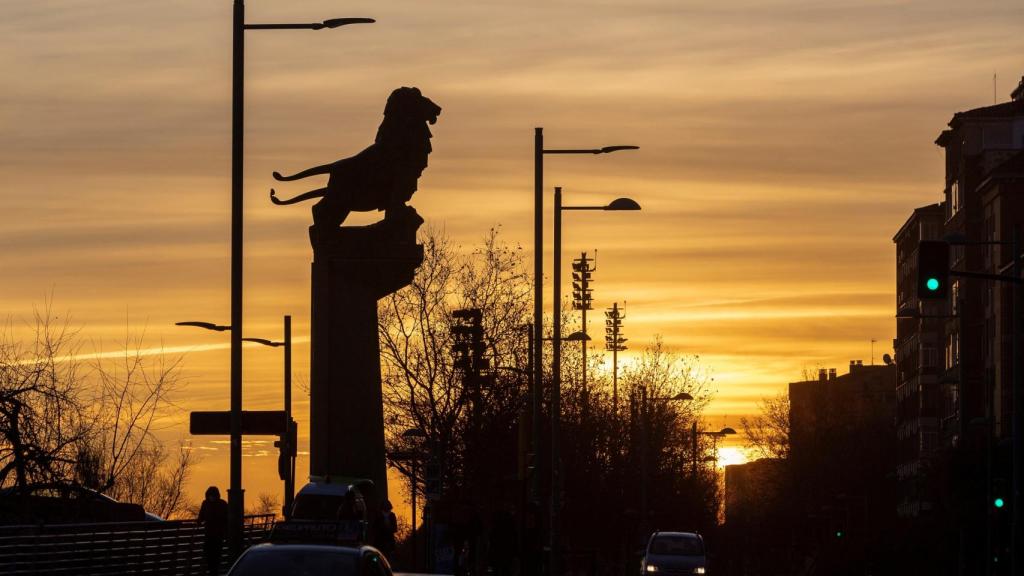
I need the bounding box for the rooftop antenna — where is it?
[994,72,998,105]
[871,338,876,365]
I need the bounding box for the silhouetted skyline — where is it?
[3,0,1024,512]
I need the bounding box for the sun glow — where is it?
[716,447,749,468]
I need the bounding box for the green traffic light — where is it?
[995,497,1005,509]
[926,278,940,291]
[835,530,843,538]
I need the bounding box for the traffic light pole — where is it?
[1012,230,1020,575]
[284,315,294,518]
[927,236,1024,571]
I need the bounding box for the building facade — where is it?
[893,202,946,519]
[893,76,1024,573]
[788,362,897,575]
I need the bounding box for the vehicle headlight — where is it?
[694,568,706,574]
[645,565,659,572]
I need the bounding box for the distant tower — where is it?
[572,252,596,390]
[605,302,628,414]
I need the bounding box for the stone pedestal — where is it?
[308,207,423,508]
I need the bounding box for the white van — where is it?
[290,477,375,521]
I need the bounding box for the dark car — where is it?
[0,484,161,525]
[640,531,707,575]
[227,543,393,576]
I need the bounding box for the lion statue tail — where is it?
[270,188,328,205]
[272,164,332,182]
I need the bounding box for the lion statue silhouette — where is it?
[270,87,441,229]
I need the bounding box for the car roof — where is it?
[244,543,369,556]
[651,531,702,539]
[296,482,359,497]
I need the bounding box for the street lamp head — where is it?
[241,337,284,347]
[672,392,694,401]
[563,331,592,342]
[604,198,641,211]
[718,427,737,435]
[598,145,640,154]
[320,17,376,29]
[176,321,231,332]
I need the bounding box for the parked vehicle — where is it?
[290,476,374,521]
[0,484,162,525]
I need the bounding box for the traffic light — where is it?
[917,241,950,299]
[993,477,1008,510]
[274,419,297,481]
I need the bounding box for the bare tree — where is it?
[740,393,790,460]
[378,226,531,492]
[247,492,281,518]
[97,440,196,520]
[0,306,195,519]
[0,307,90,489]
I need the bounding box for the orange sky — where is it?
[3,0,1023,513]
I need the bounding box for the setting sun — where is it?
[716,446,750,469]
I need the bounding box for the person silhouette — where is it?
[336,490,364,522]
[197,486,228,576]
[374,499,398,556]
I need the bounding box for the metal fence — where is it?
[0,514,275,575]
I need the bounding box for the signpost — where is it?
[190,410,291,436]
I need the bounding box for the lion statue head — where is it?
[375,87,441,153]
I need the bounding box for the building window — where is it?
[946,332,960,370]
[951,280,960,316]
[922,347,937,368]
[950,180,962,216]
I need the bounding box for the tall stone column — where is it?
[308,206,423,510]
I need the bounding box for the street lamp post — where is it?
[552,187,640,574]
[177,317,296,519]
[228,2,372,557]
[690,424,737,475]
[239,316,293,519]
[533,131,637,574]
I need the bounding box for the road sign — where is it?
[190,410,288,435]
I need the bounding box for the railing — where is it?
[0,514,275,575]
